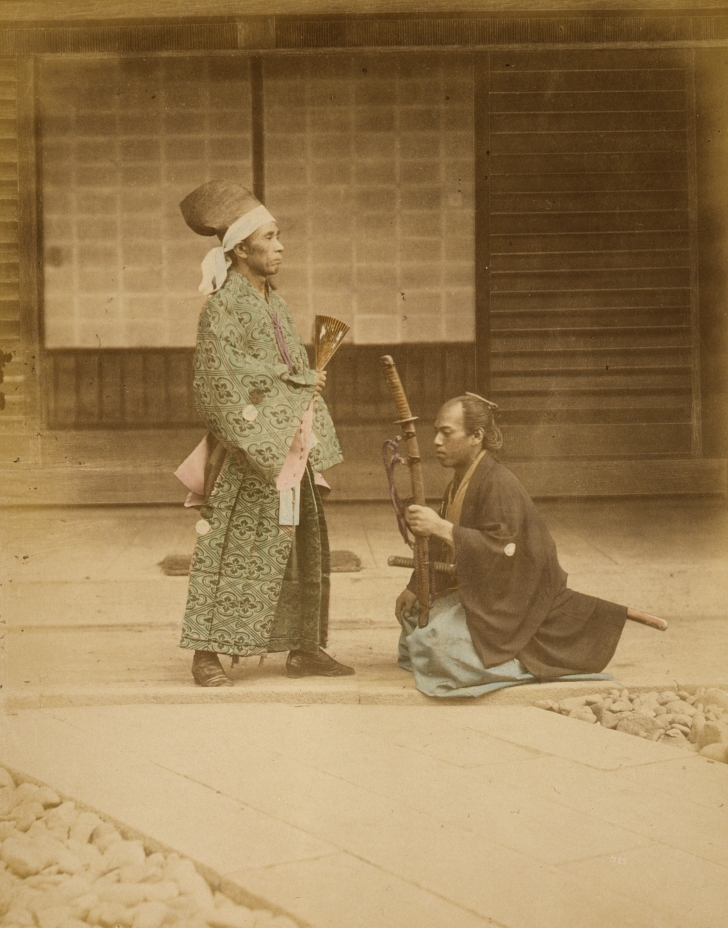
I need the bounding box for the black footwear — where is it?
[286,648,356,678]
[192,650,234,687]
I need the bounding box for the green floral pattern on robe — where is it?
[180,272,342,657]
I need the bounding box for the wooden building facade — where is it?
[1,4,728,502]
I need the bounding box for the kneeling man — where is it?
[395,394,628,698]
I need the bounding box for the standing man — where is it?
[395,394,629,697]
[178,179,354,686]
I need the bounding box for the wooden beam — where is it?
[474,51,491,399]
[0,1,725,23]
[4,10,728,53]
[685,47,703,458]
[13,55,41,458]
[0,452,724,505]
[250,56,265,203]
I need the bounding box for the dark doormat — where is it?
[329,550,362,572]
[159,555,194,576]
[160,550,362,576]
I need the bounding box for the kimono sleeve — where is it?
[193,291,318,487]
[308,394,344,474]
[274,297,343,474]
[453,470,556,667]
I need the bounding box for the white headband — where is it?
[198,204,276,295]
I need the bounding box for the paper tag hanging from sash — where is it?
[279,483,301,526]
[276,399,314,526]
[277,398,315,493]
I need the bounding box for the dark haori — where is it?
[381,356,666,699]
[175,179,353,686]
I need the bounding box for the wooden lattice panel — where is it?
[486,48,698,461]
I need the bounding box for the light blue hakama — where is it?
[398,591,612,698]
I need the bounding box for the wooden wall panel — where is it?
[484,48,698,461]
[37,46,704,474]
[694,48,728,460]
[4,11,728,56]
[43,344,476,429]
[40,55,254,351]
[0,57,21,434]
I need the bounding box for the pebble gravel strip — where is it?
[535,686,728,763]
[0,768,297,928]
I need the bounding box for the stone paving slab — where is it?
[2,704,727,928]
[9,680,728,716]
[227,854,492,928]
[10,676,728,712]
[613,754,728,810]
[3,499,728,925]
[463,705,687,769]
[5,499,728,714]
[561,842,728,928]
[6,620,728,710]
[475,753,728,866]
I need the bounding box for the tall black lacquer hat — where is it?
[179,180,262,242]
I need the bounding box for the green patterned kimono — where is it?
[180,272,343,657]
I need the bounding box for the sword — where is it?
[388,556,668,631]
[380,355,431,628]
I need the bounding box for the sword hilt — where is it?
[380,355,414,423]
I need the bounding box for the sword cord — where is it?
[382,438,414,549]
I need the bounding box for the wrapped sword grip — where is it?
[380,355,414,423]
